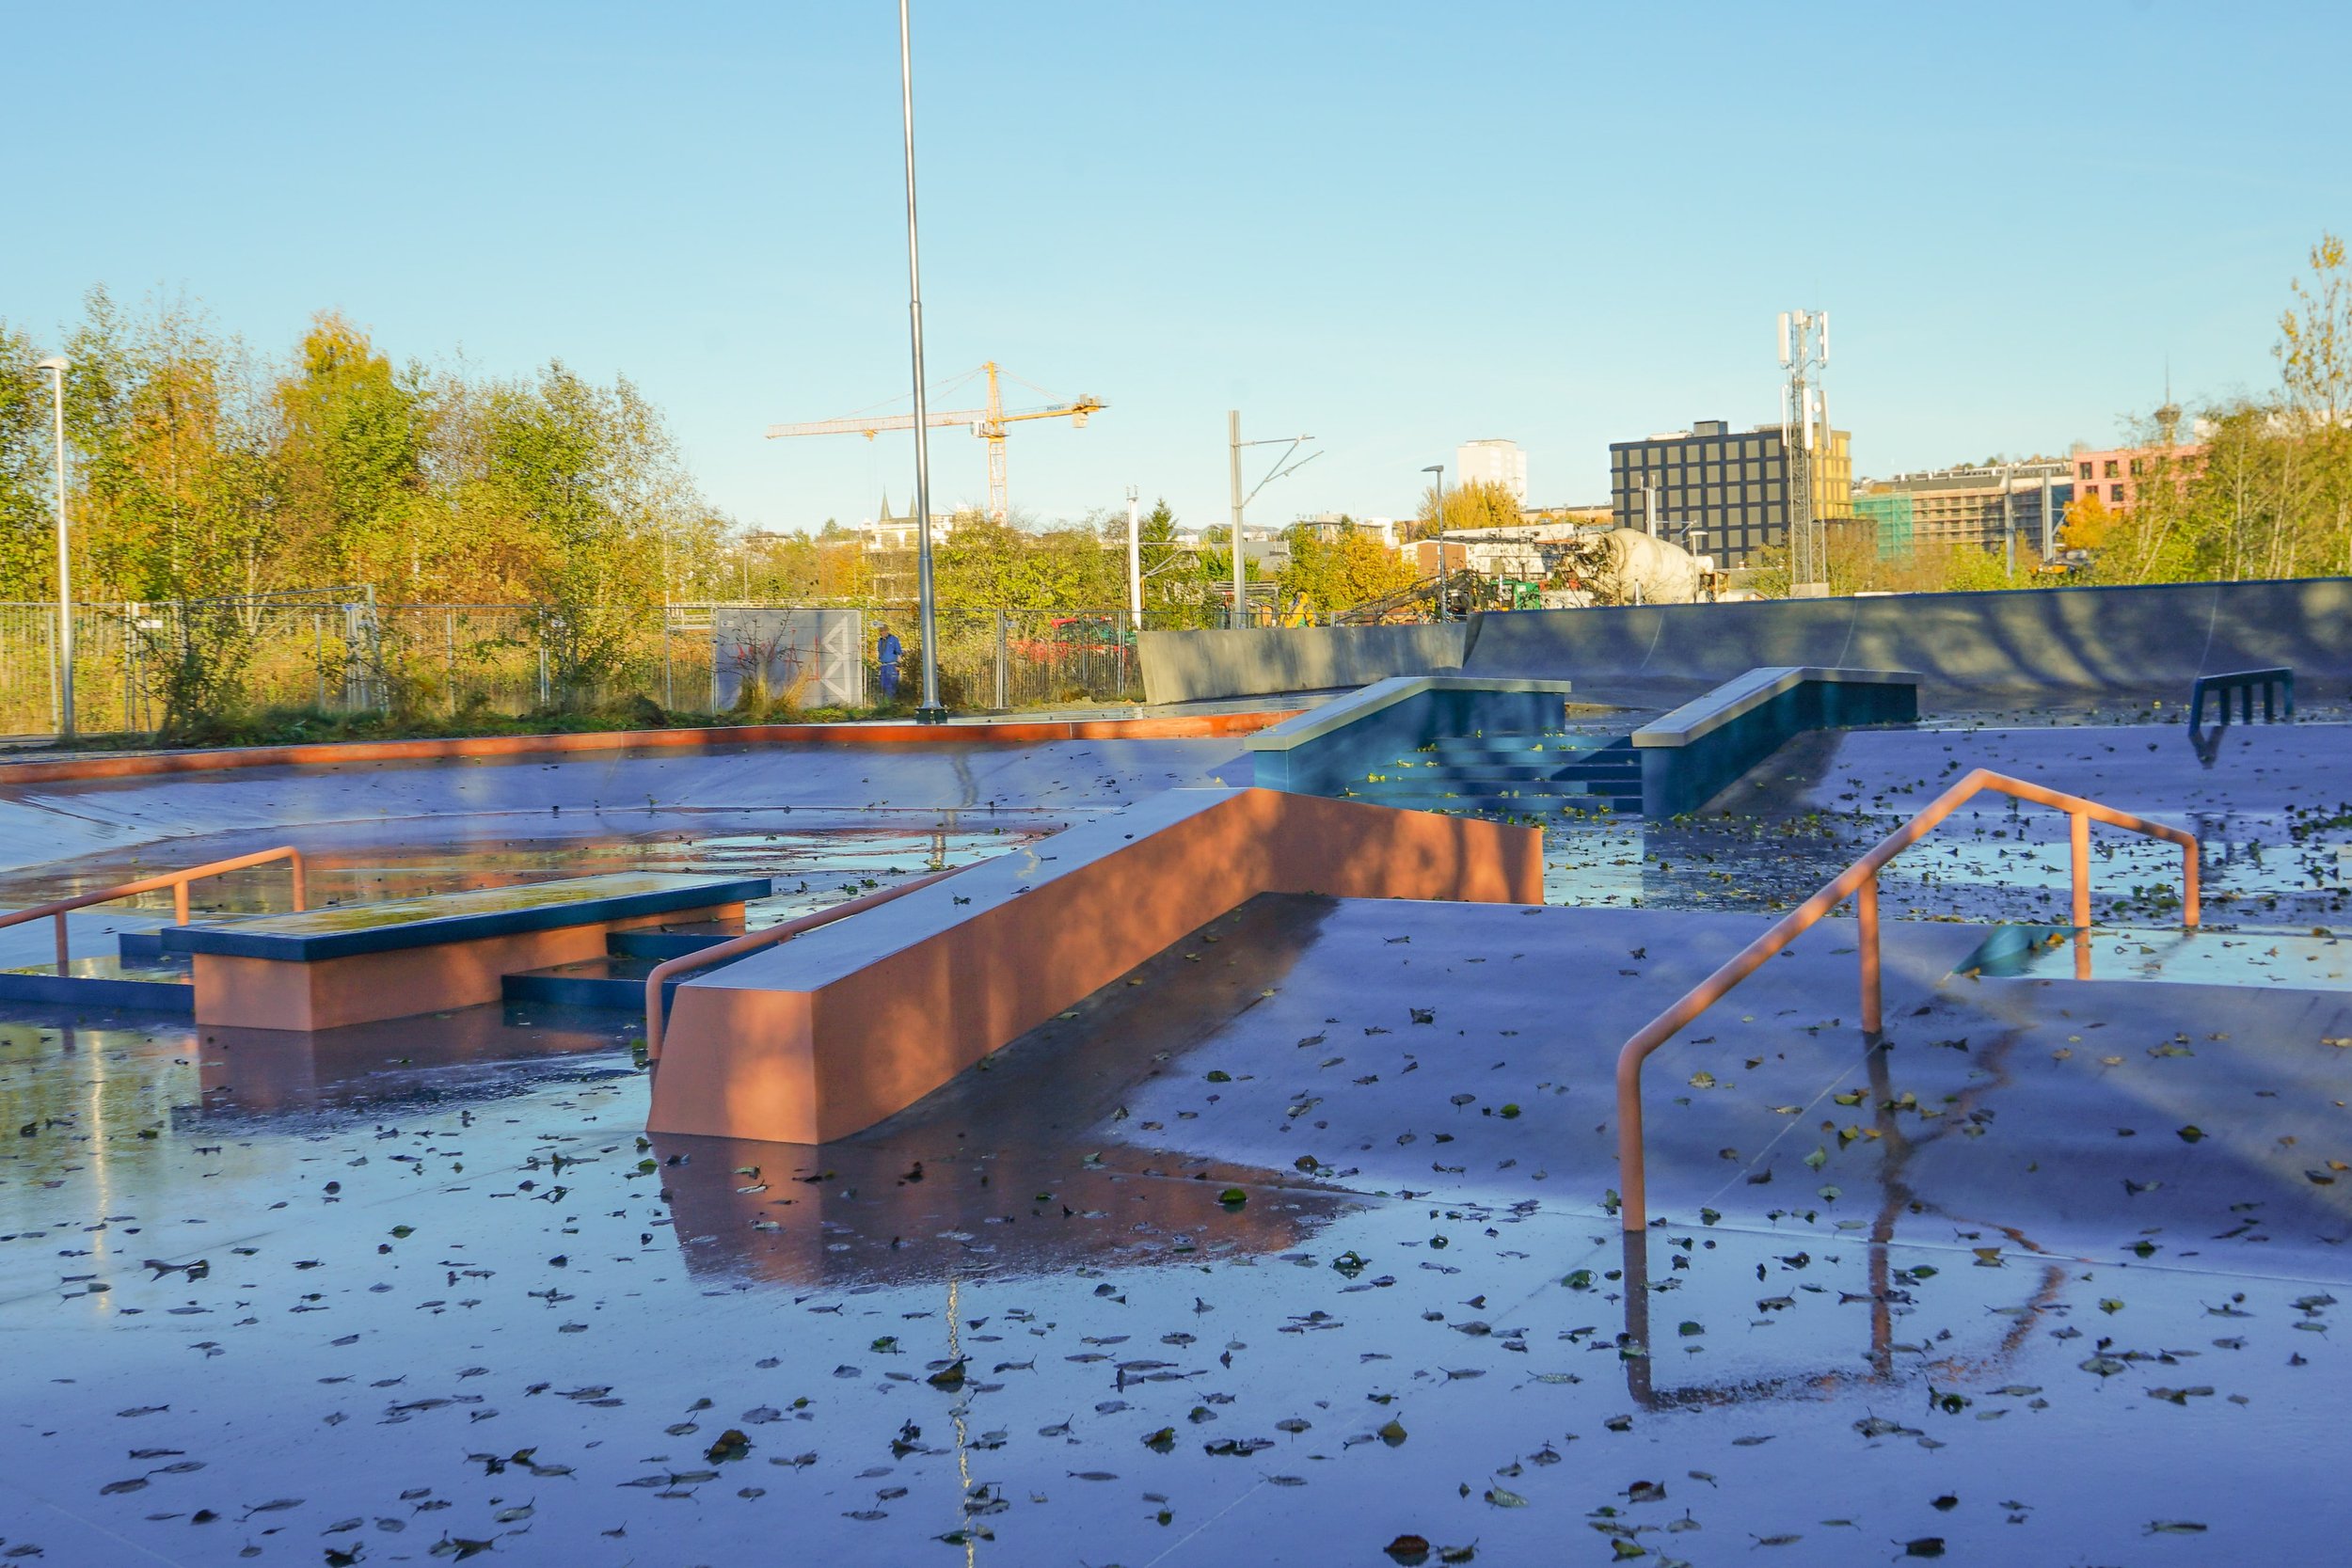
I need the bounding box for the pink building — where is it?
[2071,444,2204,510]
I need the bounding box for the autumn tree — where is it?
[1279,522,1414,612]
[0,322,54,596]
[1412,478,1522,538]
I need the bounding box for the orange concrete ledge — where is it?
[647,788,1541,1146]
[0,709,1304,788]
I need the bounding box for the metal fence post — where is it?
[994,610,1009,710]
[44,605,58,736]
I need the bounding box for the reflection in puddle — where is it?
[0,819,1053,928]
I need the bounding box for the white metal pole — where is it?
[1125,486,1142,633]
[1228,411,1245,629]
[898,0,944,721]
[39,360,72,741]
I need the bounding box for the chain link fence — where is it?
[0,598,1194,736]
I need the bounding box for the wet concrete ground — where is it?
[1547,719,2352,932]
[4,716,2352,1563]
[5,895,2350,1564]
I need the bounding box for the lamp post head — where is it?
[36,356,68,373]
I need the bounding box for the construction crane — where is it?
[765,361,1104,523]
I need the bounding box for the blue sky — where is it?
[13,2,2349,534]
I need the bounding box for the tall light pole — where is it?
[898,0,945,721]
[36,357,72,741]
[1422,464,1447,623]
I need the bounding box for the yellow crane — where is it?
[765,361,1104,523]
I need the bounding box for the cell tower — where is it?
[1777,309,1831,596]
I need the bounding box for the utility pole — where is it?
[2002,462,2016,580]
[898,0,945,721]
[1125,486,1143,633]
[1228,411,1245,629]
[1225,413,1319,631]
[1422,464,1448,622]
[36,357,72,740]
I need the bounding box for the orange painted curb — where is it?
[0,710,1305,788]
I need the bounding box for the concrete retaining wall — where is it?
[1140,623,1467,705]
[1470,578,2352,694]
[1141,578,2352,702]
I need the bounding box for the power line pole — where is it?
[2002,462,2016,580]
[1226,413,1319,629]
[1228,411,1245,629]
[1125,486,1142,633]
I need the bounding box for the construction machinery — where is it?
[1551,528,1712,606]
[767,362,1104,522]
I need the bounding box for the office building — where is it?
[1456,438,1528,503]
[1607,420,1852,566]
[1852,461,2073,557]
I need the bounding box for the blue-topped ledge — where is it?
[1631,666,1920,816]
[161,872,773,963]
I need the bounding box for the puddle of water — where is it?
[1963,925,2352,990]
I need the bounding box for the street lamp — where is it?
[35,357,72,741]
[1422,464,1447,623]
[898,0,945,722]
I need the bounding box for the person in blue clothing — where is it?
[877,628,903,700]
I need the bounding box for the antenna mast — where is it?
[1779,309,1832,596]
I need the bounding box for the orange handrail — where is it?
[644,864,966,1061]
[0,846,308,974]
[1613,768,2198,1232]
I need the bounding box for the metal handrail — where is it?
[2190,666,2294,728]
[0,846,307,973]
[644,864,966,1061]
[1613,768,2199,1232]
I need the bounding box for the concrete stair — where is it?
[1343,730,1643,816]
[502,923,749,1008]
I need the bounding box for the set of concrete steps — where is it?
[501,923,753,1008]
[1343,730,1642,816]
[0,932,198,1011]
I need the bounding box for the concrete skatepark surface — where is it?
[0,699,2349,1563]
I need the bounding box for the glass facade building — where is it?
[1607,420,1852,566]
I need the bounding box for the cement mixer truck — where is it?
[1550,528,1720,606]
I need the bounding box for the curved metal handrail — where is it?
[1613,768,2198,1232]
[644,864,966,1061]
[0,846,308,973]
